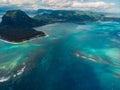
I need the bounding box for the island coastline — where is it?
[0,32,49,44]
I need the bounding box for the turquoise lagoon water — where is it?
[0,22,120,90]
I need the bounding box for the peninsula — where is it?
[0,10,46,43]
[0,9,119,43]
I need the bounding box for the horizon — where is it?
[0,9,120,15]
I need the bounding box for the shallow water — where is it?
[0,22,120,90]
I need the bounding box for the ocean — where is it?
[0,22,120,90]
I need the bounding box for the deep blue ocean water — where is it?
[0,22,120,90]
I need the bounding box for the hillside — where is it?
[0,10,46,43]
[34,9,103,24]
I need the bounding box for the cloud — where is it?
[0,0,36,5]
[0,0,37,10]
[40,0,72,8]
[39,0,116,12]
[71,1,115,11]
[0,0,119,13]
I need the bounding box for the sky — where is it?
[0,0,120,13]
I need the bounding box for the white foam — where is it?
[16,66,26,76]
[0,76,11,82]
[88,57,96,62]
[76,52,97,62]
[76,53,80,57]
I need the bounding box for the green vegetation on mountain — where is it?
[34,9,103,24]
[35,9,120,23]
[0,10,46,43]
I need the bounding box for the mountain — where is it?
[34,9,120,23]
[34,9,103,24]
[102,14,120,22]
[0,10,46,43]
[1,10,46,28]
